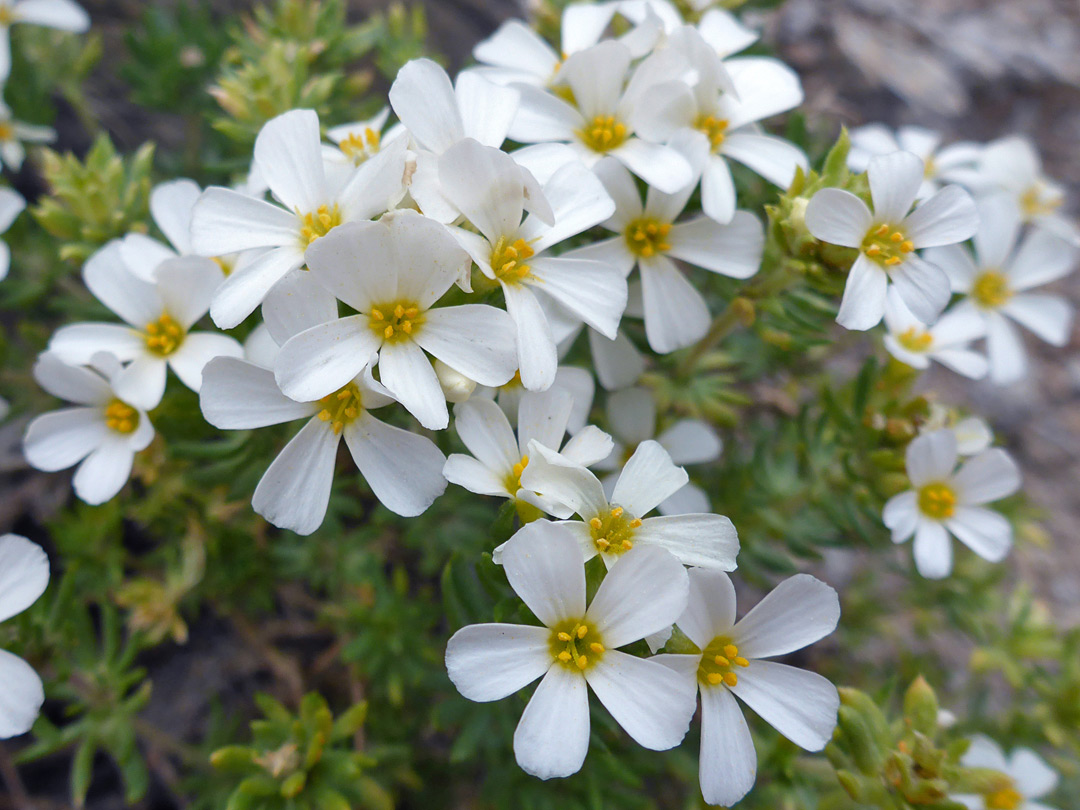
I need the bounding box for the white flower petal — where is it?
[72,436,136,505]
[593,156,645,231]
[925,244,980,293]
[890,255,951,325]
[32,353,110,406]
[191,188,299,256]
[635,514,739,570]
[254,109,327,213]
[473,19,559,79]
[453,397,519,472]
[734,574,840,659]
[118,233,175,282]
[667,210,763,278]
[508,86,582,144]
[586,649,696,750]
[113,355,167,410]
[905,185,979,248]
[527,256,627,340]
[517,388,572,455]
[439,139,524,243]
[947,506,1012,563]
[607,386,656,445]
[730,660,839,750]
[501,520,587,626]
[868,151,924,223]
[343,412,446,516]
[973,193,1021,269]
[274,316,381,403]
[658,483,710,516]
[209,244,305,329]
[168,332,243,393]
[913,519,952,579]
[587,544,689,648]
[337,136,410,220]
[806,188,873,249]
[678,568,737,649]
[303,220,397,313]
[883,490,919,542]
[1010,748,1059,798]
[12,0,89,30]
[48,323,144,367]
[83,242,163,327]
[724,56,804,128]
[611,138,693,195]
[413,305,518,388]
[907,429,958,487]
[444,454,511,498]
[953,448,1021,505]
[23,408,106,472]
[589,328,644,391]
[520,442,609,520]
[639,254,711,353]
[377,338,448,430]
[961,735,1009,771]
[0,535,49,623]
[1008,227,1078,291]
[252,418,339,535]
[502,282,557,392]
[1003,294,1072,347]
[513,665,589,780]
[657,419,722,465]
[0,649,44,739]
[445,623,552,702]
[390,58,464,153]
[200,357,313,429]
[261,267,339,346]
[986,311,1028,385]
[560,426,613,468]
[522,161,616,253]
[149,178,201,254]
[456,70,519,148]
[702,155,737,225]
[722,132,807,189]
[699,684,757,807]
[611,439,688,517]
[153,256,224,329]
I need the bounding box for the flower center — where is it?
[549,620,604,671]
[144,313,185,356]
[694,114,729,153]
[369,300,424,343]
[1020,184,1062,219]
[578,114,628,153]
[0,6,15,26]
[917,482,957,520]
[984,785,1023,810]
[897,327,934,353]
[589,505,642,555]
[211,255,235,276]
[104,399,139,434]
[339,127,381,163]
[315,382,363,434]
[503,454,529,494]
[698,637,749,687]
[0,120,14,142]
[862,223,915,267]
[971,271,1012,309]
[299,203,343,246]
[923,155,938,179]
[490,236,535,283]
[625,217,672,259]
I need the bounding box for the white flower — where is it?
[439,138,623,390]
[925,195,1076,385]
[569,138,763,353]
[49,244,242,409]
[806,151,979,330]
[920,406,993,457]
[883,429,1021,579]
[23,353,154,504]
[848,125,982,199]
[444,520,697,780]
[656,569,840,807]
[191,109,410,328]
[0,103,53,170]
[201,272,446,534]
[633,27,807,223]
[883,287,988,379]
[509,39,694,194]
[0,534,49,738]
[515,438,739,570]
[443,389,613,518]
[693,7,759,58]
[953,735,1059,810]
[476,365,596,436]
[273,211,518,431]
[973,136,1078,246]
[0,186,24,280]
[323,108,407,176]
[596,386,721,514]
[0,0,88,80]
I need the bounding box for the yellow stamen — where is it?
[298,203,343,246]
[699,637,750,688]
[314,383,363,434]
[918,482,957,520]
[862,223,914,268]
[577,114,628,153]
[971,270,1012,309]
[339,127,382,163]
[143,313,185,357]
[589,505,641,556]
[550,620,605,672]
[104,399,139,435]
[490,236,536,284]
[693,113,729,152]
[897,327,934,353]
[369,299,425,343]
[625,216,673,259]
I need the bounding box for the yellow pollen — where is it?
[625,216,673,259]
[550,620,603,671]
[699,637,749,687]
[504,454,530,494]
[897,327,934,353]
[578,114,628,153]
[1020,185,1063,219]
[315,382,363,434]
[984,786,1023,810]
[211,256,236,276]
[862,223,914,268]
[589,505,640,556]
[917,482,957,520]
[490,236,535,283]
[0,121,12,142]
[339,127,381,163]
[298,203,343,246]
[694,113,729,152]
[144,313,185,356]
[0,6,15,26]
[971,270,1012,309]
[369,299,424,343]
[104,399,139,435]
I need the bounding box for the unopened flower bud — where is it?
[435,360,476,403]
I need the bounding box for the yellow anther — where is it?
[624,216,673,259]
[707,672,723,685]
[693,114,730,152]
[621,540,633,550]
[590,517,603,530]
[890,231,904,242]
[577,625,588,639]
[714,655,730,667]
[628,518,642,528]
[384,325,394,338]
[589,504,640,556]
[1020,185,1063,219]
[885,256,902,266]
[723,672,738,687]
[491,237,536,283]
[578,114,629,153]
[972,271,1012,309]
[370,308,384,321]
[900,240,915,253]
[298,204,342,246]
[863,223,914,268]
[340,127,382,163]
[595,538,611,551]
[918,482,957,520]
[576,655,588,669]
[610,506,623,518]
[143,313,185,357]
[558,651,572,662]
[589,642,604,654]
[551,621,604,671]
[866,244,882,256]
[875,224,890,236]
[984,786,1024,810]
[723,644,739,658]
[734,657,750,667]
[700,638,748,687]
[897,327,934,353]
[314,383,363,434]
[557,631,572,642]
[369,299,424,343]
[104,399,139,435]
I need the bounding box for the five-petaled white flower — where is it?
[633,26,807,223]
[0,0,88,80]
[509,39,694,194]
[953,735,1060,810]
[848,124,982,200]
[925,195,1076,386]
[274,211,518,431]
[656,569,840,807]
[883,429,1021,579]
[571,136,762,353]
[0,185,24,280]
[23,353,154,505]
[806,150,979,330]
[49,243,242,409]
[882,288,988,380]
[0,534,49,738]
[439,138,623,390]
[515,438,739,570]
[474,365,596,437]
[443,390,613,520]
[595,386,722,514]
[444,520,697,780]
[191,108,410,328]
